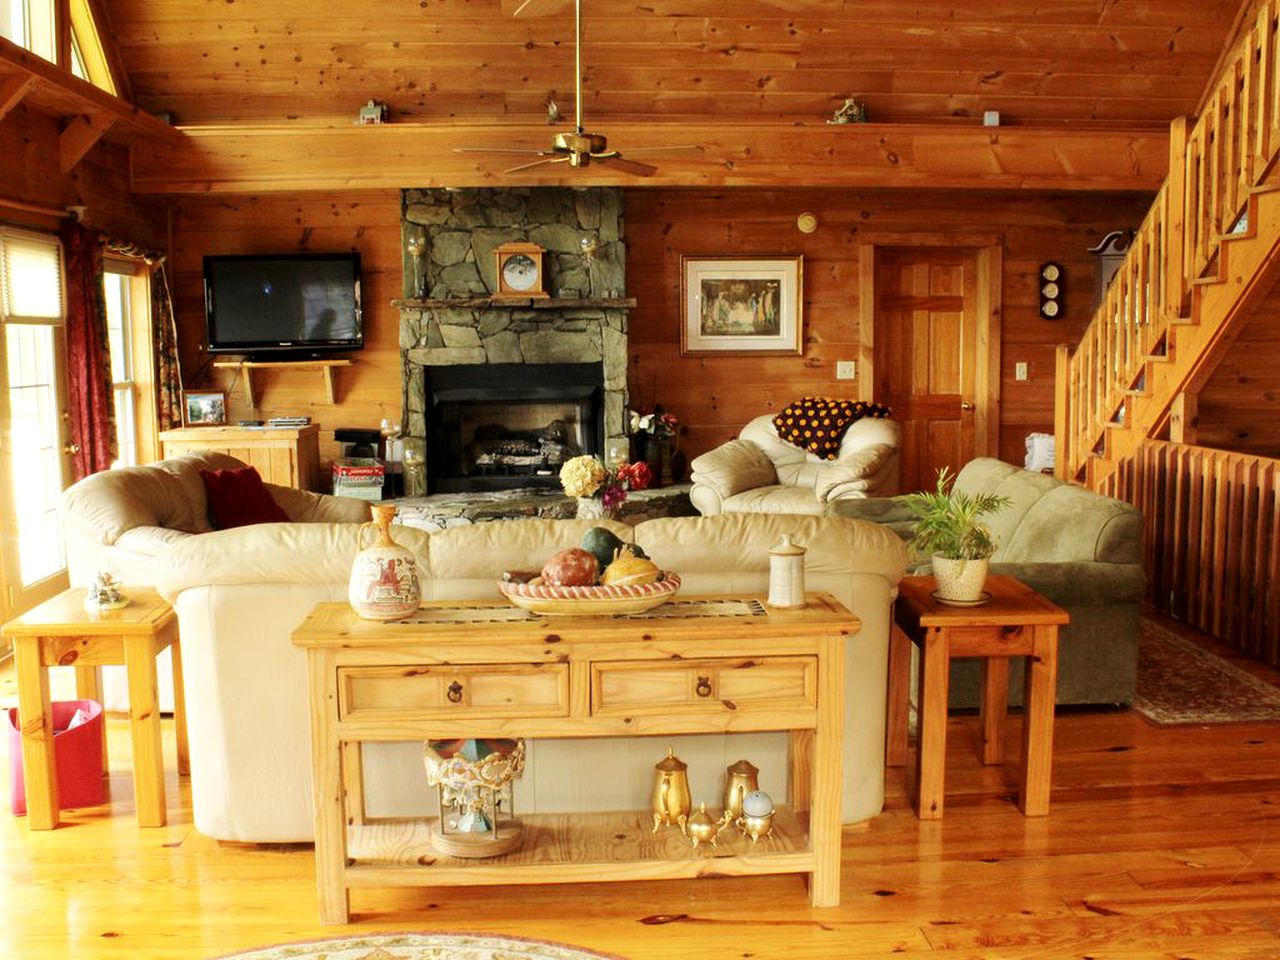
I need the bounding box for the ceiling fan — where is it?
[455,0,700,176]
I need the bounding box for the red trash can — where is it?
[7,699,106,816]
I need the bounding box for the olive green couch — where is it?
[830,458,1145,708]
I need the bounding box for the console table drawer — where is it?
[338,663,569,720]
[590,657,816,716]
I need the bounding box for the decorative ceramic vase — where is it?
[931,555,989,603]
[349,503,421,621]
[576,497,610,521]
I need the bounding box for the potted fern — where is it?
[895,468,1011,604]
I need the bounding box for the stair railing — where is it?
[1056,2,1280,484]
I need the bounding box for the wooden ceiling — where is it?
[104,0,1242,129]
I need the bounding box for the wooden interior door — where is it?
[874,247,980,494]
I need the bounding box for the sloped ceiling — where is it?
[104,0,1241,128]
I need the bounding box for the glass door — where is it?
[0,230,71,620]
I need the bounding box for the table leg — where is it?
[885,622,911,767]
[808,633,844,908]
[124,635,166,827]
[73,664,108,772]
[14,636,59,830]
[342,741,366,825]
[310,651,350,924]
[167,628,190,777]
[980,657,1009,766]
[1018,626,1059,816]
[915,628,950,820]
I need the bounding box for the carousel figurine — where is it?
[423,738,526,858]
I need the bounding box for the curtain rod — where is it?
[0,197,81,220]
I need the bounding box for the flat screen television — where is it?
[203,253,363,357]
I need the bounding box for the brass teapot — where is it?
[722,759,760,825]
[650,747,692,834]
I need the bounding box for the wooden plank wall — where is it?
[168,187,1153,480]
[0,104,166,243]
[624,188,1154,466]
[1194,284,1280,458]
[167,193,404,472]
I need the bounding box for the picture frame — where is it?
[182,390,228,427]
[680,255,803,356]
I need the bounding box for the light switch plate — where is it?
[1015,362,1029,382]
[836,360,856,380]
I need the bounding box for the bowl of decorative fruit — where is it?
[498,526,680,616]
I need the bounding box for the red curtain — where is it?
[60,220,116,479]
[151,264,184,431]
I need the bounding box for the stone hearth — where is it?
[398,187,630,495]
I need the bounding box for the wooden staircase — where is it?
[1056,1,1280,490]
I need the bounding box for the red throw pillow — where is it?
[200,466,290,530]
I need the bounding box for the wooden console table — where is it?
[292,593,856,923]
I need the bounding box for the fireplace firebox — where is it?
[425,363,604,493]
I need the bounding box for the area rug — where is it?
[1134,619,1280,724]
[210,932,626,960]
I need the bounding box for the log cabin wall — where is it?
[0,104,165,245]
[169,187,1152,480]
[625,188,1154,466]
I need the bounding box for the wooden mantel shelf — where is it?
[212,359,352,407]
[392,297,637,310]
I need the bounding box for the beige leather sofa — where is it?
[59,451,369,710]
[62,455,908,843]
[690,413,901,516]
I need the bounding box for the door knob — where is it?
[63,442,80,455]
[960,402,975,411]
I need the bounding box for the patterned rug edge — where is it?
[206,930,629,960]
[1134,619,1280,726]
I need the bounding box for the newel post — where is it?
[1054,343,1071,481]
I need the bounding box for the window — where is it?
[2,0,116,93]
[0,0,55,63]
[0,230,69,613]
[104,267,136,467]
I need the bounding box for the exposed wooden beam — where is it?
[131,121,1169,195]
[59,113,115,172]
[0,75,37,123]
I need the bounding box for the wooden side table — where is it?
[885,575,1069,819]
[2,587,189,829]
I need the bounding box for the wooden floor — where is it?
[4,618,1280,959]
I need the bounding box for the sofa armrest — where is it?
[988,561,1145,607]
[689,440,778,500]
[267,484,373,523]
[826,497,918,526]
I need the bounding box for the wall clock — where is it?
[1039,262,1063,319]
[493,242,549,299]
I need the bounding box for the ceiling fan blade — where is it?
[611,145,704,156]
[503,155,572,174]
[596,155,657,177]
[504,0,571,15]
[454,146,553,157]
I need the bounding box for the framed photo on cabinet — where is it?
[680,255,803,356]
[182,390,228,427]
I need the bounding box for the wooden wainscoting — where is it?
[1115,440,1280,664]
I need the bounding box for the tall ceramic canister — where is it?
[767,534,806,608]
[349,503,421,621]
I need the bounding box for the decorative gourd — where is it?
[601,547,661,586]
[580,526,625,573]
[541,547,599,587]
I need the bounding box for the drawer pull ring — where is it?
[446,681,464,704]
[695,676,712,698]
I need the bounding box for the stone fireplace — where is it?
[398,187,630,495]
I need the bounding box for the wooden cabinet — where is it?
[159,425,321,491]
[292,594,857,922]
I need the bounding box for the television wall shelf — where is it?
[212,358,353,407]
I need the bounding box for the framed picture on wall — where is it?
[680,255,803,356]
[182,390,228,427]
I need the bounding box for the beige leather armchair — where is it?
[689,413,901,516]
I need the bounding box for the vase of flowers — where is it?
[560,455,652,520]
[630,406,681,486]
